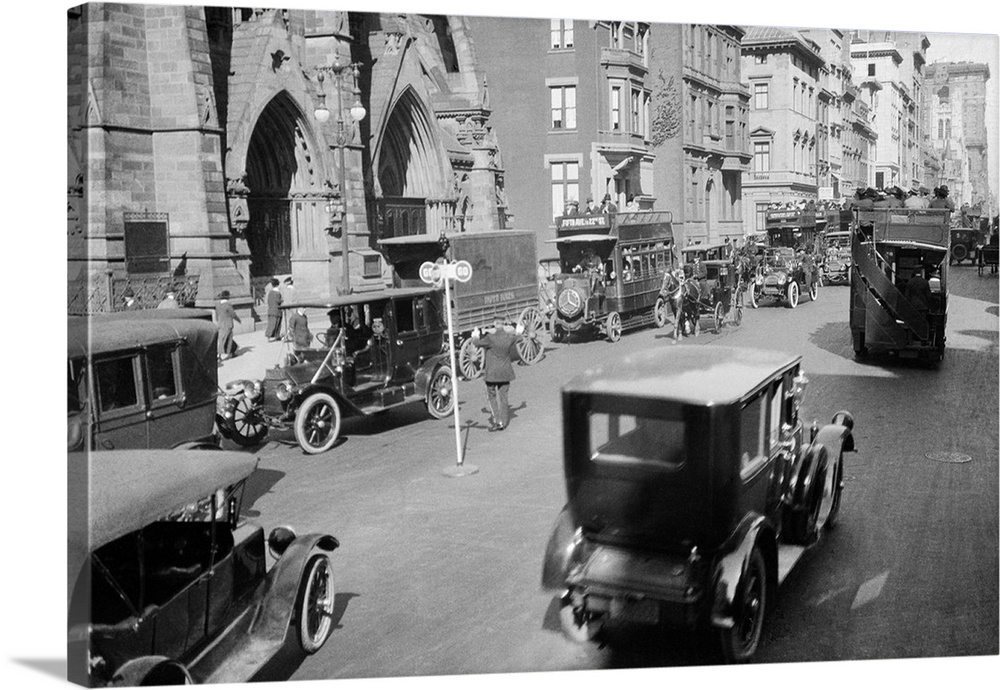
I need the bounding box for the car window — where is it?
[768,380,784,450]
[395,298,416,333]
[146,345,179,401]
[95,356,140,413]
[589,411,685,469]
[740,392,766,476]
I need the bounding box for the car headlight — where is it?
[242,380,262,399]
[276,381,295,401]
[755,276,763,285]
[777,272,788,284]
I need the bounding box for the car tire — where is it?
[718,546,768,663]
[426,366,456,420]
[785,281,799,309]
[809,279,819,301]
[713,301,725,334]
[749,285,759,309]
[294,392,342,455]
[226,395,268,448]
[549,313,567,344]
[951,243,969,264]
[296,554,336,655]
[825,452,845,530]
[558,591,605,643]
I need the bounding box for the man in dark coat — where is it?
[265,278,283,341]
[216,290,241,361]
[471,319,523,432]
[904,267,931,316]
[288,307,312,352]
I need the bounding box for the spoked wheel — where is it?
[515,307,546,365]
[294,392,342,455]
[296,554,336,654]
[809,279,819,301]
[426,366,456,419]
[713,301,725,334]
[226,395,268,447]
[718,546,768,663]
[653,296,669,328]
[458,338,485,380]
[605,311,622,343]
[558,591,605,643]
[785,281,800,309]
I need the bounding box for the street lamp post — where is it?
[314,54,366,295]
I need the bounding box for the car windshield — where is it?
[826,236,849,250]
[764,249,793,268]
[589,410,686,469]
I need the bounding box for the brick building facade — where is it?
[68,5,508,326]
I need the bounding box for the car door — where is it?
[392,295,443,381]
[92,353,148,449]
[144,343,194,449]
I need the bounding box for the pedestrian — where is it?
[288,306,312,353]
[904,266,931,316]
[584,197,599,215]
[121,288,140,311]
[157,290,179,309]
[600,193,618,214]
[216,290,241,362]
[280,277,297,340]
[471,319,523,432]
[265,278,283,341]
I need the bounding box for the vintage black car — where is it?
[218,288,455,454]
[749,246,818,308]
[542,346,855,662]
[68,450,340,686]
[820,230,852,285]
[68,311,220,452]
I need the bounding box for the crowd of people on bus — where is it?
[563,193,642,217]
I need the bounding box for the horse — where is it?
[660,268,701,338]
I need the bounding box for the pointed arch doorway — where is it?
[244,91,328,282]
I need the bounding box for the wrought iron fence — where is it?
[68,273,201,315]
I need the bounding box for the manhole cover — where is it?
[926,451,972,464]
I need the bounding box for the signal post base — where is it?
[442,463,480,478]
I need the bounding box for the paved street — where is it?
[220,266,997,681]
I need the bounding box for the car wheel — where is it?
[296,554,335,655]
[951,243,968,264]
[558,592,605,643]
[749,285,759,309]
[227,395,268,447]
[713,301,725,334]
[809,279,819,301]
[785,281,799,309]
[549,313,566,344]
[718,546,767,663]
[426,366,455,420]
[458,338,485,380]
[791,462,827,545]
[294,393,342,455]
[653,296,668,328]
[606,311,622,343]
[824,452,845,529]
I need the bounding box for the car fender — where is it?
[789,443,828,512]
[290,383,363,417]
[709,514,777,629]
[112,655,193,686]
[830,410,856,452]
[541,506,583,591]
[414,354,451,395]
[249,533,340,645]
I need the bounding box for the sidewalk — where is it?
[217,328,291,385]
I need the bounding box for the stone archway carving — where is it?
[376,85,450,198]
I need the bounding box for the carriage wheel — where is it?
[605,311,623,343]
[653,296,669,328]
[515,334,544,365]
[731,290,744,327]
[713,301,725,334]
[458,338,485,380]
[517,306,546,340]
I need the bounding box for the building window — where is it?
[550,19,574,49]
[643,92,651,140]
[753,82,768,110]
[551,161,580,220]
[754,54,767,65]
[550,85,576,129]
[938,119,944,139]
[868,63,875,77]
[756,203,769,232]
[611,84,622,131]
[362,254,382,279]
[793,79,800,112]
[945,119,951,138]
[631,88,641,133]
[753,141,770,172]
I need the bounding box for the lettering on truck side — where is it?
[484,292,517,305]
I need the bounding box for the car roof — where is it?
[67,450,258,595]
[563,346,801,406]
[68,314,218,360]
[283,286,439,310]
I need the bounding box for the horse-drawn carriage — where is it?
[660,257,745,338]
[978,236,999,276]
